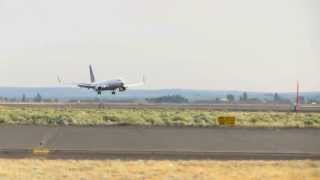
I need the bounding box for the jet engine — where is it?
[95,86,103,91]
[119,87,127,92]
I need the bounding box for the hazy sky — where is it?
[0,0,319,92]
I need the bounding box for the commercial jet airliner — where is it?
[58,65,145,95]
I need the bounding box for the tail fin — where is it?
[89,65,96,83]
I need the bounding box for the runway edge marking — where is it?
[32,147,50,155]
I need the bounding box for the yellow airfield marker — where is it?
[217,116,236,126]
[32,147,50,155]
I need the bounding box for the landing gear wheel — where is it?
[112,91,116,95]
[98,91,102,95]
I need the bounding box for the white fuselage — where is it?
[94,79,125,90]
[78,79,126,93]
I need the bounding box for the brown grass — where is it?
[1,107,320,127]
[0,159,319,180]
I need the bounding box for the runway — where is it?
[0,126,319,160]
[1,102,320,112]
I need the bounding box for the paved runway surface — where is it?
[1,103,320,112]
[0,126,319,159]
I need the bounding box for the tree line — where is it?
[0,92,318,104]
[0,93,58,103]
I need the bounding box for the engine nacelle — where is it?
[95,86,103,91]
[119,87,126,92]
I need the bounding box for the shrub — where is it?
[0,107,319,127]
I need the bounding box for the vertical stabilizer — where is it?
[89,65,96,83]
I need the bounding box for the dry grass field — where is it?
[0,159,319,180]
[0,107,320,127]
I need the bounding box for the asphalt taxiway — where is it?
[0,126,319,160]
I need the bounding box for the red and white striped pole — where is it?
[295,81,300,112]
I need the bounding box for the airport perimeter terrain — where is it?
[0,104,320,127]
[0,103,319,179]
[0,159,319,180]
[0,125,319,179]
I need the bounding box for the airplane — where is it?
[58,65,145,95]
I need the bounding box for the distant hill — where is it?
[0,87,319,102]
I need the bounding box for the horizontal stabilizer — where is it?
[125,75,146,88]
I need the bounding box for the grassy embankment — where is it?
[0,107,319,127]
[0,159,318,180]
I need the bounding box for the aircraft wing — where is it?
[78,83,96,88]
[125,82,144,88]
[57,76,90,87]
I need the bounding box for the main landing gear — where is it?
[112,91,116,95]
[97,91,102,95]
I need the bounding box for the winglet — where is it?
[142,75,146,84]
[57,76,62,84]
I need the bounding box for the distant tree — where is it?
[9,98,17,102]
[240,92,248,101]
[246,98,263,104]
[226,94,235,102]
[43,98,54,103]
[146,95,189,104]
[273,93,280,102]
[22,94,27,102]
[243,92,248,101]
[33,93,42,102]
